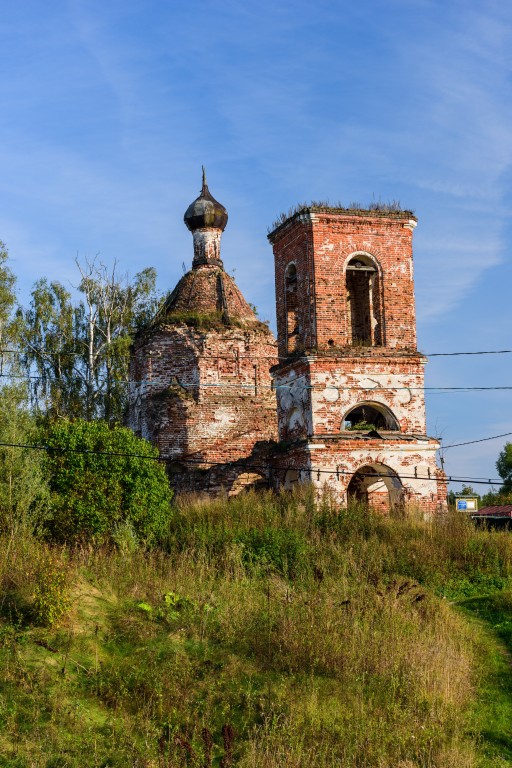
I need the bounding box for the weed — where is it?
[2,496,512,766]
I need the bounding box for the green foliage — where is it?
[155,591,198,625]
[42,419,172,545]
[32,550,71,627]
[164,489,311,579]
[235,526,308,577]
[481,488,512,507]
[0,240,18,350]
[4,492,512,766]
[345,419,378,431]
[456,590,512,764]
[19,258,161,422]
[163,309,236,330]
[496,441,512,493]
[0,384,47,535]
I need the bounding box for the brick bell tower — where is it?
[268,205,447,512]
[128,171,278,495]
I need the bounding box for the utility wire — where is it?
[1,347,512,361]
[443,432,512,450]
[0,440,502,486]
[0,371,511,393]
[0,440,162,461]
[427,349,512,357]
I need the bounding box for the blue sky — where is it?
[1,0,511,492]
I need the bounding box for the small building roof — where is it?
[471,505,512,518]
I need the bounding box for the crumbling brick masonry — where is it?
[128,181,447,512]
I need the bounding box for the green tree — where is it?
[0,242,48,535]
[480,444,512,506]
[496,442,512,494]
[0,386,48,536]
[0,240,26,379]
[20,257,161,423]
[0,240,16,343]
[20,278,80,417]
[42,419,172,545]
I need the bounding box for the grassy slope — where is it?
[457,594,512,766]
[1,490,512,767]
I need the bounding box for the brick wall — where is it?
[128,321,278,492]
[270,209,418,359]
[268,207,447,513]
[271,439,444,514]
[273,353,428,441]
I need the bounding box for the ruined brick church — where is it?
[128,174,447,512]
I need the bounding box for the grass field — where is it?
[1,488,512,767]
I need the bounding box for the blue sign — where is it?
[457,500,467,510]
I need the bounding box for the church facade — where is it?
[128,177,447,512]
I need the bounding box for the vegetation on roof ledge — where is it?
[268,200,416,235]
[149,309,271,334]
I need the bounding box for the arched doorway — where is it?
[347,463,404,513]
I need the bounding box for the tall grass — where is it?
[2,488,512,766]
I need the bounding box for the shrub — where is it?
[42,419,173,545]
[235,526,308,578]
[32,549,71,627]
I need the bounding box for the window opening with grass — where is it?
[342,402,399,432]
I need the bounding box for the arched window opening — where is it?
[285,263,299,354]
[342,402,399,432]
[346,255,382,346]
[347,463,404,513]
[229,472,268,496]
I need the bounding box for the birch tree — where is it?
[21,257,160,422]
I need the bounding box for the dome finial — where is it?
[184,173,228,268]
[184,173,228,235]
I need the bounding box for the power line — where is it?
[427,349,512,357]
[1,346,512,361]
[0,440,502,486]
[443,432,512,450]
[177,457,502,486]
[1,371,511,393]
[0,440,163,461]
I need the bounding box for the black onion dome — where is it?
[184,168,228,232]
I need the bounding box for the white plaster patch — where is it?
[323,386,339,403]
[205,408,235,434]
[396,388,412,404]
[359,377,380,390]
